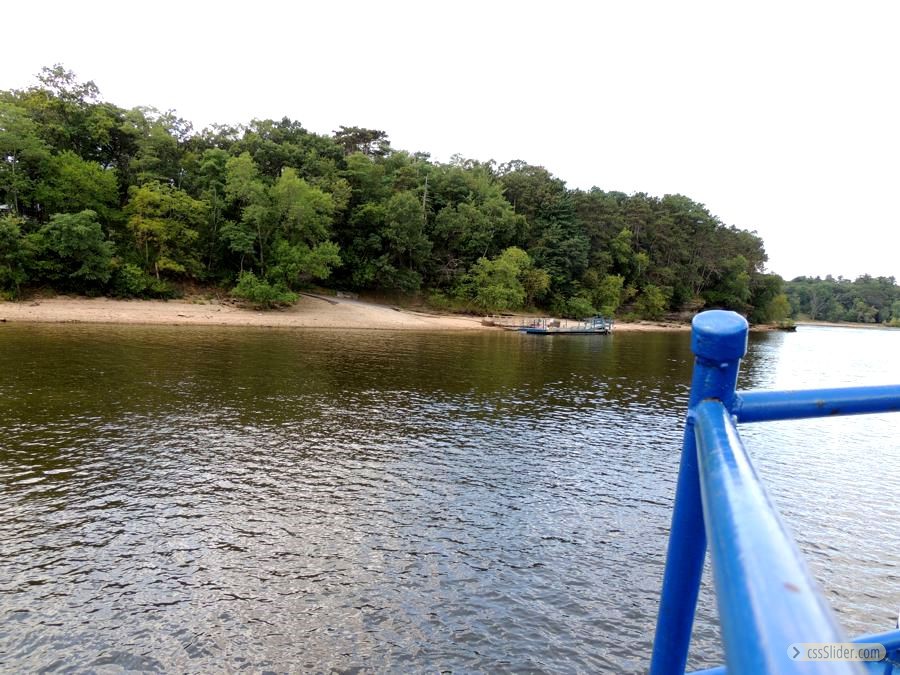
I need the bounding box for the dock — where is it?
[482,316,613,334]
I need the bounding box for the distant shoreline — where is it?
[796,320,900,330]
[0,295,689,332]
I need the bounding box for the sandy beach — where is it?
[0,295,691,332]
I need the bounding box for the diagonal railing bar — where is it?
[693,399,860,675]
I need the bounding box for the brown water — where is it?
[0,324,897,672]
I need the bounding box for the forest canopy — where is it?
[0,64,858,322]
[785,275,900,326]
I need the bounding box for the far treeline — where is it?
[2,66,895,324]
[786,276,900,326]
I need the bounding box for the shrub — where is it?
[112,263,150,297]
[427,290,453,311]
[232,271,298,309]
[111,263,177,299]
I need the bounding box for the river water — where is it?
[0,323,898,672]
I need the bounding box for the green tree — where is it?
[224,152,266,205]
[16,65,109,160]
[32,210,113,288]
[498,161,566,227]
[609,228,634,273]
[464,247,537,312]
[342,152,389,207]
[704,255,752,312]
[498,162,588,296]
[431,198,520,270]
[384,191,431,286]
[333,126,390,157]
[850,298,877,323]
[270,167,334,246]
[219,218,256,273]
[521,267,551,306]
[748,273,786,323]
[222,159,341,284]
[889,300,900,326]
[427,162,522,280]
[378,191,431,290]
[0,214,31,295]
[194,148,230,272]
[224,152,271,271]
[268,239,341,289]
[125,107,189,185]
[595,274,625,316]
[233,118,342,179]
[340,201,387,287]
[36,151,118,221]
[125,182,206,279]
[635,284,670,319]
[0,102,50,214]
[565,294,596,319]
[767,293,792,322]
[529,194,589,294]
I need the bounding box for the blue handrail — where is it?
[735,386,900,423]
[649,310,900,674]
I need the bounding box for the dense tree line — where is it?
[786,276,900,326]
[1,66,790,319]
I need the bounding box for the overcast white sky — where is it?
[4,0,898,280]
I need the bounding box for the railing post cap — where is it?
[692,310,748,361]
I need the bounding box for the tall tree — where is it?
[333,126,390,157]
[379,191,431,290]
[0,102,49,214]
[270,168,334,246]
[125,182,206,279]
[35,151,118,221]
[0,214,31,295]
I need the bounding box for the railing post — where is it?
[650,310,749,674]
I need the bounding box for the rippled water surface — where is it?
[1,324,898,672]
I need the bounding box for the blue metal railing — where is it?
[649,310,900,675]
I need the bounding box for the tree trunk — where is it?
[10,154,19,215]
[257,224,265,272]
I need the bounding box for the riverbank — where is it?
[0,295,691,332]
